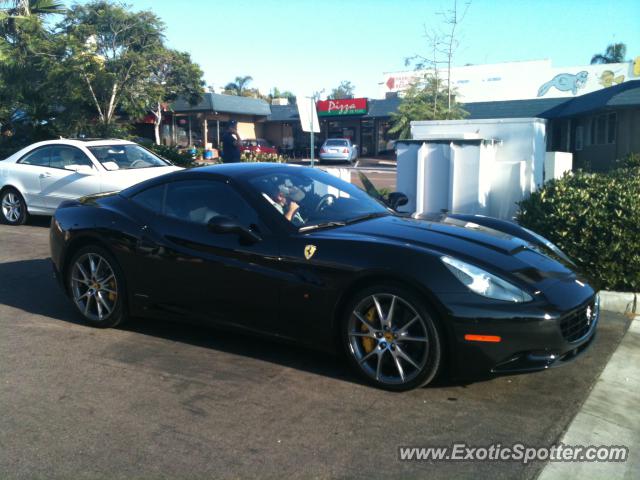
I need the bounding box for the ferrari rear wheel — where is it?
[1,188,28,225]
[67,246,127,328]
[343,285,442,391]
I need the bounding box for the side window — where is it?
[164,180,259,227]
[18,147,50,167]
[49,146,95,170]
[131,185,165,212]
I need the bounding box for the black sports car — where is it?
[50,163,599,391]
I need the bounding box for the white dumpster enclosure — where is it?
[397,118,551,220]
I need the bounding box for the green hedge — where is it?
[517,164,640,292]
[240,151,286,163]
[144,143,196,168]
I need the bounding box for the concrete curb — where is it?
[537,314,640,480]
[599,291,638,315]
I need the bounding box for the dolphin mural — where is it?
[537,71,588,97]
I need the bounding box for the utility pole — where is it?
[309,95,315,168]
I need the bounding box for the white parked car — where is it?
[0,139,181,225]
[319,138,358,164]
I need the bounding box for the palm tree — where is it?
[224,75,253,96]
[0,0,65,39]
[1,0,64,17]
[591,43,627,64]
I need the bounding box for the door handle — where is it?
[39,172,52,178]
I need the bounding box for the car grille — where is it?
[560,299,597,342]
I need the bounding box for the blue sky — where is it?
[68,0,639,99]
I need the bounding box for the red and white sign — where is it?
[317,98,367,116]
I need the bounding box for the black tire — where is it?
[66,245,128,328]
[0,187,28,225]
[341,284,443,391]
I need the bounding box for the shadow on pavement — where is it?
[0,257,358,385]
[0,256,484,388]
[25,215,51,228]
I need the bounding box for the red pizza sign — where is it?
[317,98,367,116]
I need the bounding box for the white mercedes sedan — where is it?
[0,139,181,225]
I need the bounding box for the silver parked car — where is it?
[319,138,358,164]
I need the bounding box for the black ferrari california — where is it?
[50,163,599,391]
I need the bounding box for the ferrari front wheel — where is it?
[342,285,442,391]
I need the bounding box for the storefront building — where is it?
[263,96,401,157]
[165,93,271,149]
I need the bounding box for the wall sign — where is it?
[317,98,367,116]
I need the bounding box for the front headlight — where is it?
[441,256,533,303]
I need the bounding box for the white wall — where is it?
[380,59,640,102]
[398,118,547,220]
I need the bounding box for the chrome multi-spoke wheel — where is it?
[68,247,126,327]
[1,189,27,225]
[344,288,442,390]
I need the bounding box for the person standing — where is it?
[221,120,242,163]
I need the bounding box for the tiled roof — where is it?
[173,80,640,122]
[265,98,403,122]
[267,104,299,122]
[549,80,640,117]
[462,98,568,119]
[365,97,402,117]
[172,93,271,116]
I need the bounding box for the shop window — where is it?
[551,124,562,151]
[595,115,606,144]
[589,113,617,145]
[575,125,583,151]
[607,113,617,144]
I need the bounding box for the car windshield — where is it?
[325,139,349,147]
[87,144,170,170]
[248,168,390,230]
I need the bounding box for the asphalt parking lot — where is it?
[289,157,397,192]
[0,219,629,479]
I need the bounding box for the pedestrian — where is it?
[221,120,241,163]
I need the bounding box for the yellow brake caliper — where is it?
[108,279,117,302]
[361,306,377,353]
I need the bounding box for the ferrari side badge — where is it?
[304,245,317,260]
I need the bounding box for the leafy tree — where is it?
[267,87,296,104]
[590,42,627,64]
[140,49,204,145]
[224,75,253,96]
[54,1,165,133]
[328,80,355,100]
[0,0,64,142]
[389,74,467,139]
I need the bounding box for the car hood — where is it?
[320,215,579,286]
[101,165,182,190]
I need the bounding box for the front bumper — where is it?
[441,292,599,378]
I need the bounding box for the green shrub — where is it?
[145,143,196,168]
[240,151,286,163]
[517,168,640,292]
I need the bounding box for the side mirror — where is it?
[207,216,262,243]
[387,192,409,211]
[64,164,94,175]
